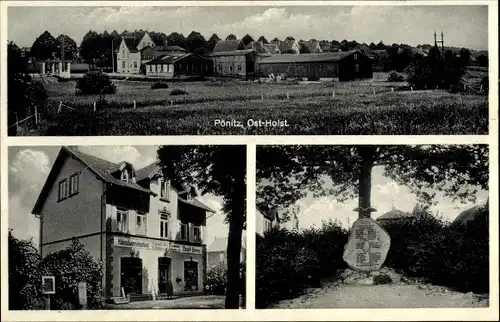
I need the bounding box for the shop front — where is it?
[107,235,206,298]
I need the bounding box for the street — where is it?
[104,295,245,309]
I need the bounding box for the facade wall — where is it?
[145,63,175,78]
[41,234,102,260]
[174,56,213,77]
[207,251,225,268]
[338,53,373,81]
[257,61,339,79]
[212,54,247,77]
[137,33,154,51]
[107,235,205,297]
[117,40,141,74]
[40,156,103,246]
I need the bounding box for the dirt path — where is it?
[270,282,489,309]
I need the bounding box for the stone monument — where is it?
[343,207,391,272]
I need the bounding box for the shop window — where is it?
[183,261,199,291]
[69,173,79,196]
[159,210,170,238]
[193,226,201,243]
[120,257,143,295]
[58,179,68,201]
[160,179,170,201]
[136,212,146,236]
[180,223,188,240]
[117,208,129,233]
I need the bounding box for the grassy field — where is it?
[34,72,488,135]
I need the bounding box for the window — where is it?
[193,226,201,243]
[219,253,224,262]
[149,65,153,72]
[159,210,170,238]
[121,170,129,182]
[122,61,125,68]
[133,62,137,68]
[136,212,146,235]
[69,173,79,196]
[117,208,129,233]
[237,65,242,72]
[58,179,68,201]
[264,218,272,233]
[160,179,170,201]
[229,66,233,72]
[180,223,188,240]
[354,53,358,60]
[217,64,221,72]
[354,64,360,73]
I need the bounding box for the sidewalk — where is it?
[104,295,245,309]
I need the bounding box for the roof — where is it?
[213,40,245,52]
[209,49,255,57]
[135,162,161,182]
[32,147,156,214]
[141,45,186,52]
[207,237,246,253]
[246,41,270,54]
[123,38,140,53]
[178,197,216,213]
[263,43,279,53]
[145,53,211,65]
[451,203,488,228]
[300,40,321,53]
[278,40,298,53]
[376,209,413,221]
[257,50,364,64]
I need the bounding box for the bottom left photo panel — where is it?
[7,145,247,310]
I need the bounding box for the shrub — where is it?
[373,274,392,285]
[151,81,169,90]
[41,239,104,310]
[387,71,405,82]
[75,71,116,95]
[205,263,227,295]
[381,207,489,293]
[170,88,188,96]
[480,76,489,92]
[8,231,44,310]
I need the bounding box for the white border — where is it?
[1,1,498,321]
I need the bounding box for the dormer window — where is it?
[186,193,193,201]
[121,170,129,182]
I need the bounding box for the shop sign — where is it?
[114,236,203,254]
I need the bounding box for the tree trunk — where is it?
[224,214,244,309]
[358,158,374,218]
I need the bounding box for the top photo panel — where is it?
[6,4,490,136]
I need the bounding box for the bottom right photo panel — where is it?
[255,144,489,309]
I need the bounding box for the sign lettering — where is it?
[114,237,203,254]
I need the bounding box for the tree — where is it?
[475,54,488,67]
[376,41,386,50]
[226,34,237,40]
[459,48,471,66]
[55,34,78,61]
[257,145,488,219]
[257,36,269,44]
[369,42,377,50]
[8,231,43,309]
[167,32,186,48]
[185,31,209,55]
[157,146,246,309]
[79,30,102,69]
[30,31,58,60]
[208,33,221,51]
[241,34,254,46]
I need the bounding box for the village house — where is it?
[144,53,213,78]
[257,49,373,81]
[210,39,268,78]
[115,31,186,74]
[262,42,281,55]
[270,39,301,55]
[31,147,215,302]
[206,237,246,268]
[299,40,323,54]
[256,207,299,236]
[376,208,413,225]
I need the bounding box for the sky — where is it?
[7,5,489,50]
[265,166,489,231]
[8,145,234,247]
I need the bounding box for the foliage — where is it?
[205,263,228,295]
[226,34,237,41]
[373,274,392,285]
[76,71,116,95]
[8,231,44,310]
[41,239,104,309]
[381,206,489,293]
[257,36,269,44]
[30,31,58,60]
[387,71,405,82]
[256,223,349,308]
[475,54,488,67]
[480,76,488,92]
[170,88,188,96]
[157,146,246,309]
[8,41,48,135]
[55,34,78,60]
[242,34,254,46]
[185,31,210,55]
[208,33,221,51]
[151,81,169,90]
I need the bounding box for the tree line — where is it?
[20,30,488,71]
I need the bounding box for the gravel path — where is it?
[269,282,489,309]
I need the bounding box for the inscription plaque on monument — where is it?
[343,217,391,271]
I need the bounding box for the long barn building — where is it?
[256,50,373,81]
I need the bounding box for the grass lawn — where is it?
[33,72,488,135]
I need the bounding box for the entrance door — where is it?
[158,257,172,294]
[183,261,199,292]
[120,257,143,295]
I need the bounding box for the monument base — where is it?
[340,267,403,285]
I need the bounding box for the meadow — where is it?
[35,72,488,135]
